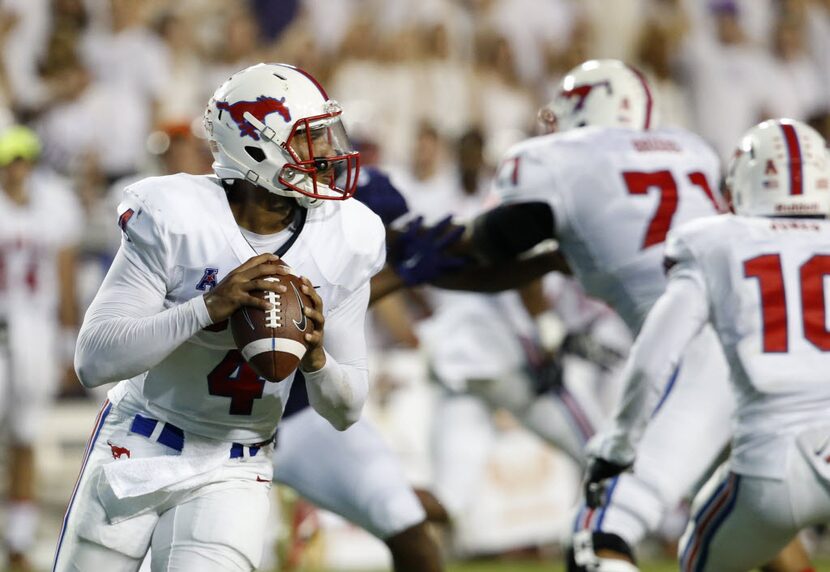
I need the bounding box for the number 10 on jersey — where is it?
[744,254,830,353]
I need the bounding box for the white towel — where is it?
[102,436,230,500]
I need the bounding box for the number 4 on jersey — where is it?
[207,350,266,415]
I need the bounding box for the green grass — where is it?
[447,559,830,572]
[292,558,830,572]
[443,560,830,571]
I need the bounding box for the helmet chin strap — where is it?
[243,112,276,142]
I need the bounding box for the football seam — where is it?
[263,277,281,329]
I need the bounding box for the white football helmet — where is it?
[539,59,654,134]
[727,119,830,217]
[204,63,359,208]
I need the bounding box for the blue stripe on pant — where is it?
[52,400,112,571]
[681,473,741,572]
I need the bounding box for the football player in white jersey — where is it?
[584,119,830,571]
[463,59,741,571]
[0,126,83,570]
[54,64,385,572]
[466,60,812,572]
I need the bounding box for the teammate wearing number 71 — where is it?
[464,60,806,570]
[584,119,830,571]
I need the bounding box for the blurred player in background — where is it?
[465,59,730,571]
[0,126,83,571]
[425,272,628,527]
[585,118,830,571]
[465,58,812,572]
[55,63,382,572]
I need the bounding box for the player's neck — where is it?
[227,181,295,235]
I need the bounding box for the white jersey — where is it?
[496,126,722,332]
[0,169,82,319]
[102,173,385,442]
[666,215,830,477]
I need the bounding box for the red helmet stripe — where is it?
[625,64,653,130]
[279,64,329,100]
[780,123,803,196]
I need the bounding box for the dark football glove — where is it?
[391,215,467,286]
[584,456,633,509]
[527,354,565,396]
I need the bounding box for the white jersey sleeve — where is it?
[75,183,213,387]
[304,198,386,297]
[591,267,710,465]
[75,248,213,387]
[494,140,572,235]
[117,187,171,283]
[664,221,711,295]
[303,281,371,430]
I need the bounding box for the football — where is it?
[230,270,313,382]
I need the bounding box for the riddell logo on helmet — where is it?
[216,96,292,140]
[775,203,819,213]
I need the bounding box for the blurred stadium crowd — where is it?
[0,0,827,283]
[1,0,830,569]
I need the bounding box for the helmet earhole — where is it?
[245,146,266,163]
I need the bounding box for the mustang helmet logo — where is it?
[559,81,613,111]
[216,96,292,140]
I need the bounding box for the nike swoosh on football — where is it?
[291,282,308,331]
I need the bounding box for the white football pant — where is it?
[53,400,273,572]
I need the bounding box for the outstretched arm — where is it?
[588,274,709,465]
[431,249,570,292]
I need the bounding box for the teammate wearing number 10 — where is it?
[54,63,384,571]
[467,59,738,571]
[587,118,830,571]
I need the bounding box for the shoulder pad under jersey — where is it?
[303,198,386,292]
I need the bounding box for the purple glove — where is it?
[391,215,468,286]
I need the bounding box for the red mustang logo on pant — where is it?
[107,440,131,460]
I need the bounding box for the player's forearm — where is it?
[432,250,570,292]
[74,251,213,387]
[302,352,368,431]
[369,266,406,305]
[75,296,212,387]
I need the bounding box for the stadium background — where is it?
[1,0,830,570]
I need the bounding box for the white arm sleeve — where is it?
[302,281,371,431]
[590,275,710,465]
[74,248,213,387]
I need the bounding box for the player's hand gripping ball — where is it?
[229,263,314,382]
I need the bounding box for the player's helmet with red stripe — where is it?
[204,63,359,208]
[727,119,830,217]
[539,59,654,134]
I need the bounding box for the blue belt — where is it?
[130,414,184,451]
[129,414,270,458]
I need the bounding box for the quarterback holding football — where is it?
[54,63,384,571]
